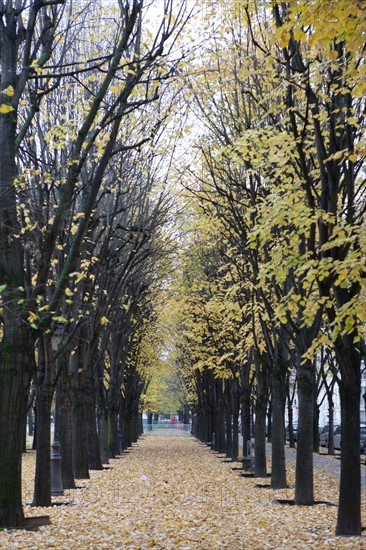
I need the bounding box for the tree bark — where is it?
[108,410,120,458]
[215,409,226,453]
[271,359,287,489]
[71,387,89,479]
[32,338,55,507]
[32,388,52,506]
[295,359,315,505]
[225,411,233,458]
[335,341,362,536]
[0,351,33,527]
[84,375,103,470]
[59,369,76,489]
[98,411,110,464]
[0,11,35,526]
[254,358,268,478]
[241,377,251,459]
[138,412,143,437]
[232,410,239,461]
[327,403,335,455]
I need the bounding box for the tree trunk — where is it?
[327,402,335,455]
[295,359,315,505]
[98,411,109,464]
[286,375,296,449]
[71,388,89,479]
[271,361,287,489]
[122,414,133,448]
[254,402,267,478]
[84,375,102,470]
[191,412,197,436]
[225,411,232,458]
[138,412,143,437]
[241,383,251,459]
[313,402,320,453]
[266,397,272,443]
[32,404,38,451]
[335,342,362,536]
[0,355,33,527]
[22,421,27,454]
[131,411,139,443]
[0,32,34,526]
[206,409,212,444]
[108,410,120,458]
[32,383,53,506]
[129,414,136,445]
[120,412,127,450]
[215,409,226,453]
[254,358,268,478]
[32,338,54,507]
[59,370,76,489]
[232,410,239,461]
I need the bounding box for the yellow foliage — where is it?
[0,103,14,113]
[2,85,15,97]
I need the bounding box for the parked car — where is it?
[323,425,366,452]
[319,425,340,447]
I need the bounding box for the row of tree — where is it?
[0,0,194,528]
[169,0,365,537]
[1,0,365,539]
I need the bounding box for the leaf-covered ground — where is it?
[1,433,365,549]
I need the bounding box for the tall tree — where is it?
[0,0,191,527]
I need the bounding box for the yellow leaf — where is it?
[356,308,366,322]
[73,212,85,220]
[2,86,15,97]
[353,82,366,98]
[27,311,38,323]
[0,104,14,113]
[65,287,74,297]
[101,316,109,326]
[332,150,344,160]
[70,271,86,284]
[345,317,354,332]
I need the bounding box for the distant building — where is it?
[286,361,366,428]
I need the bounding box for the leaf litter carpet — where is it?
[0,432,365,549]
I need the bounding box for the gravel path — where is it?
[0,432,364,549]
[279,444,366,502]
[235,435,366,499]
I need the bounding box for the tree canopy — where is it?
[0,0,365,538]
